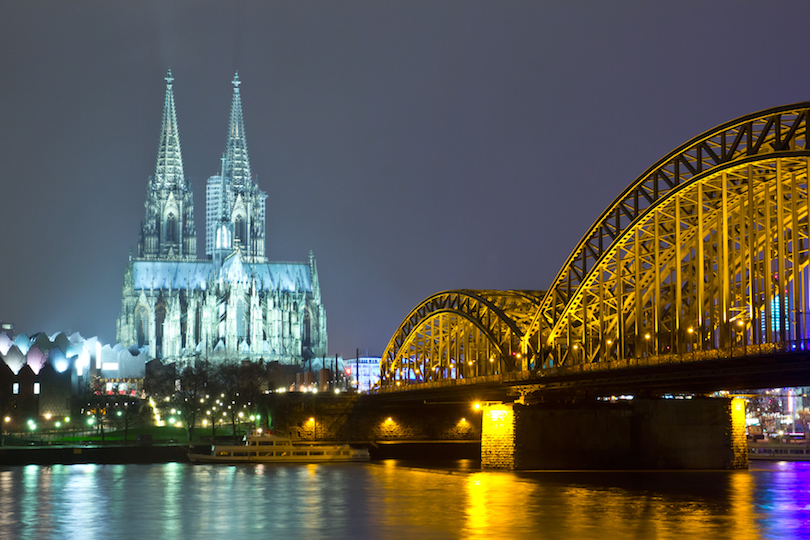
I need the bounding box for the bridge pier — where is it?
[481,397,747,470]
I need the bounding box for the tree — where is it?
[169,361,209,442]
[203,364,228,440]
[239,361,267,418]
[109,397,146,443]
[216,361,256,443]
[144,359,177,400]
[77,377,119,443]
[0,376,14,446]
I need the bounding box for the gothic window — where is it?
[180,292,188,349]
[218,300,226,340]
[166,213,177,244]
[303,309,311,348]
[195,304,202,346]
[216,224,232,250]
[234,215,246,248]
[236,299,246,339]
[136,306,149,348]
[155,301,167,358]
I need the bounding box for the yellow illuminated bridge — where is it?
[381,103,810,396]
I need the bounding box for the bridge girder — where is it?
[380,290,543,386]
[545,154,810,368]
[380,103,810,392]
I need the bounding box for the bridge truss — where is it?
[381,103,810,391]
[380,290,543,387]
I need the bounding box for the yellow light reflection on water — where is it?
[366,463,764,539]
[464,472,535,537]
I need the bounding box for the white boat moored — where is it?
[188,431,370,463]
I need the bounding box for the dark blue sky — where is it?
[1,1,809,358]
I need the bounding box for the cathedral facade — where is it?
[116,71,327,365]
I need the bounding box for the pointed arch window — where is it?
[166,213,178,244]
[136,307,149,348]
[234,215,247,248]
[236,299,246,339]
[155,301,167,358]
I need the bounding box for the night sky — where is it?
[2,1,809,358]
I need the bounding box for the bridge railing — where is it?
[374,341,804,394]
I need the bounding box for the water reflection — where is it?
[1,461,809,539]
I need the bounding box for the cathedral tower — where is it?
[205,73,267,261]
[138,69,197,260]
[118,71,327,365]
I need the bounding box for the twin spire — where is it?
[224,72,252,189]
[154,69,252,190]
[154,69,184,188]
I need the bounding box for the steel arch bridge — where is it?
[381,103,810,392]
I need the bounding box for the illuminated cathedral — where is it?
[116,71,327,364]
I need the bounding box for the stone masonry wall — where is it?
[481,397,746,470]
[480,404,515,469]
[265,394,480,442]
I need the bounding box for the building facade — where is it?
[117,71,327,365]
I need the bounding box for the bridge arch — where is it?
[524,103,810,368]
[380,290,543,386]
[380,103,810,390]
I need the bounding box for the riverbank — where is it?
[0,440,479,466]
[0,443,211,465]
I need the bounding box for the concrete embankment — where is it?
[0,444,211,466]
[369,441,480,460]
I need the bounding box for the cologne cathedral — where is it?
[116,71,327,365]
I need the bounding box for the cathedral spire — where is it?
[138,69,196,260]
[154,69,185,188]
[224,72,251,188]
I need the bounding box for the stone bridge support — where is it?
[481,397,747,470]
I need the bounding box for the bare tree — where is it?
[170,361,209,442]
[216,362,254,443]
[109,397,146,443]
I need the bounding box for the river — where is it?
[0,460,806,539]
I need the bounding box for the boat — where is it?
[748,439,810,461]
[187,431,370,464]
